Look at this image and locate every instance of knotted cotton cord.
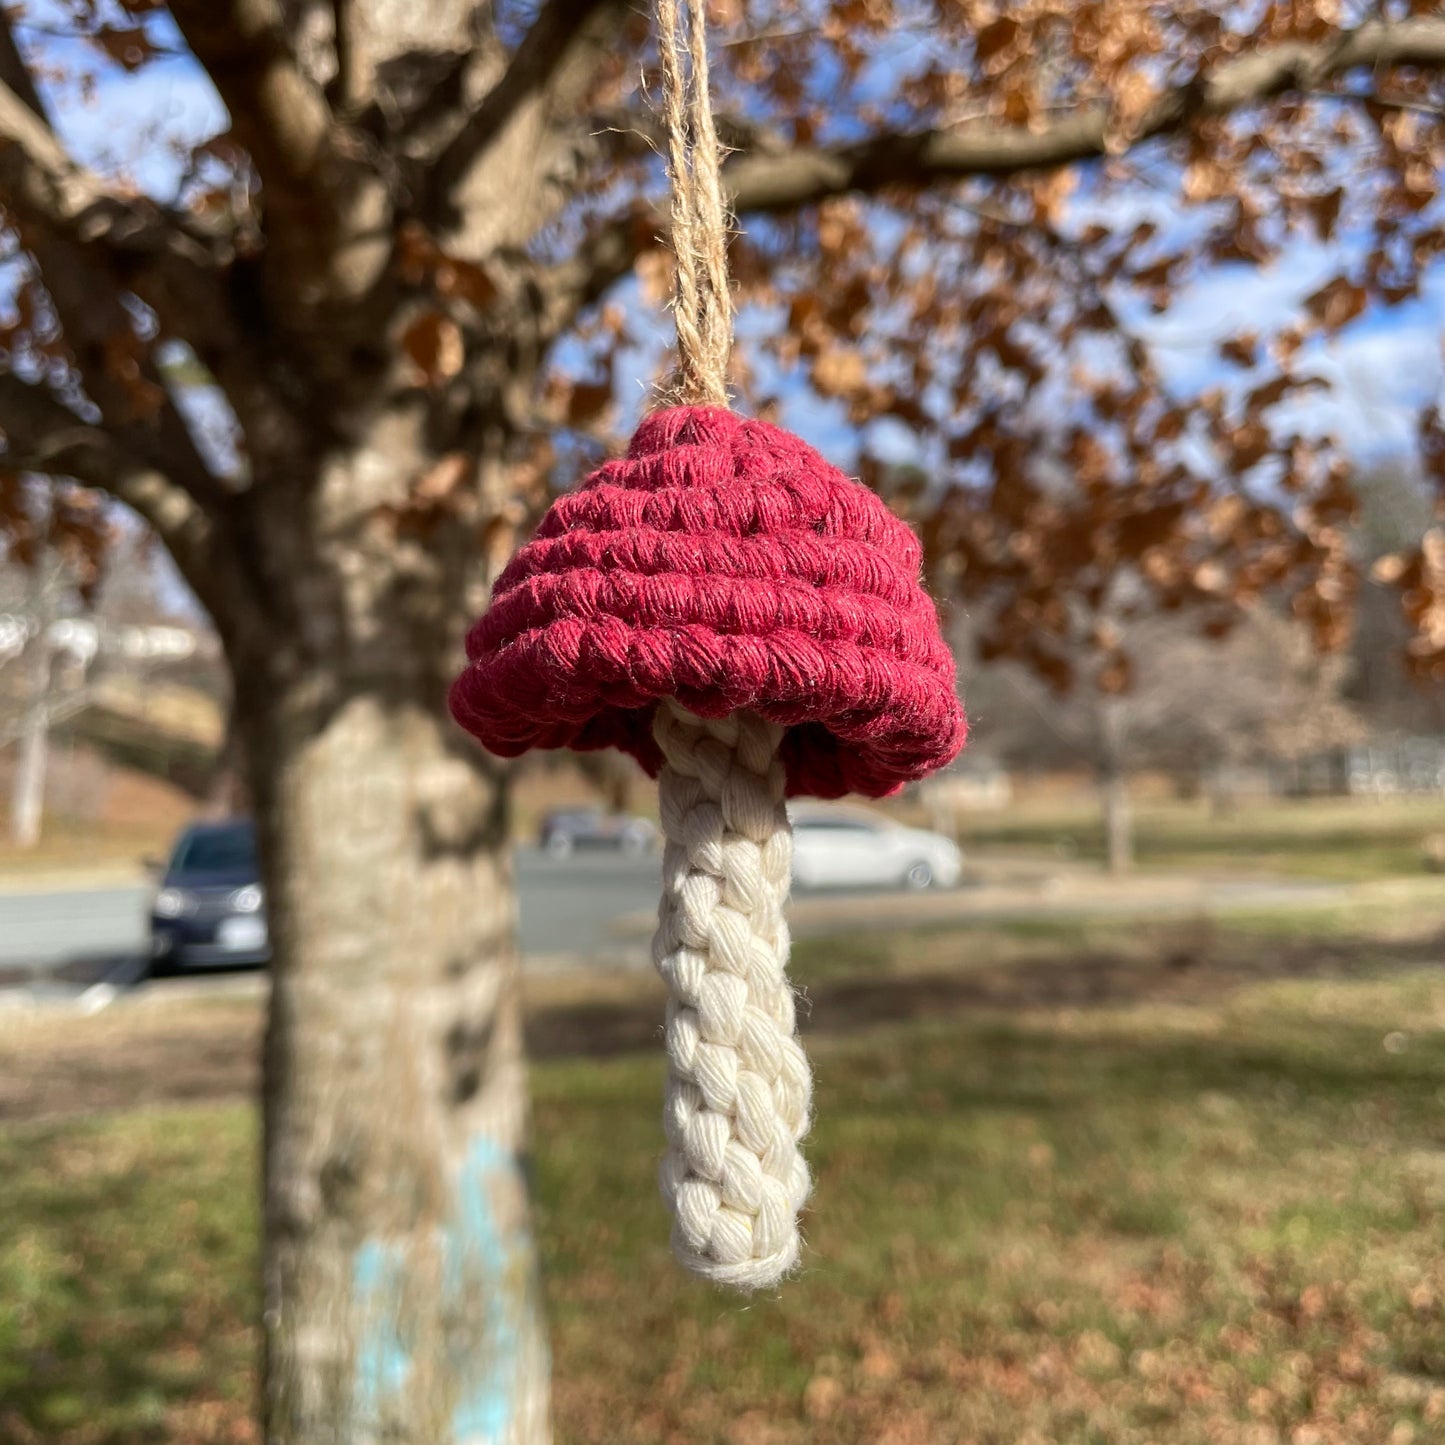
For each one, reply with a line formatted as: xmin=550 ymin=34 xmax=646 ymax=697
xmin=652 ymin=704 xmax=811 ymax=1287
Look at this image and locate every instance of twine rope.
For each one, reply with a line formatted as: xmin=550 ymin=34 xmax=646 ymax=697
xmin=652 ymin=702 xmax=811 ymax=1287
xmin=657 ymin=0 xmax=733 ymax=406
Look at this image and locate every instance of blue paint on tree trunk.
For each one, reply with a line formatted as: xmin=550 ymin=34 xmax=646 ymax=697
xmin=352 ymin=1137 xmax=536 ymax=1442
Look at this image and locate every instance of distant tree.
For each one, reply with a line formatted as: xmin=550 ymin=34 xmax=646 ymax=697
xmin=0 ymin=481 xmax=108 ymax=845
xmin=972 ymin=603 xmax=1361 ymax=868
xmin=1351 ymin=466 xmax=1445 ymax=731
xmin=2 ymin=3 xmax=1444 ymax=1438
xmin=0 ymin=507 xmax=215 ymax=841
xmin=3 ymin=535 xmax=64 ymax=846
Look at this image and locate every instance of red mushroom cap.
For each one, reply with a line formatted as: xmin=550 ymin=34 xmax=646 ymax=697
xmin=449 ymin=406 xmax=966 ymax=798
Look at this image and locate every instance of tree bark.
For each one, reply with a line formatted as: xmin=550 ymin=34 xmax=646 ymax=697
xmin=10 ymin=627 xmax=52 ymax=848
xmin=1098 ymin=699 xmax=1133 ymax=876
xmin=1101 ymin=766 xmax=1133 ymax=876
xmin=230 ymin=421 xmax=550 ymax=1443
xmin=10 ymin=558 xmax=55 ymax=850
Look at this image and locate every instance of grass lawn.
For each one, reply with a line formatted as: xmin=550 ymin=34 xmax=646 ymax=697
xmin=955 ymin=795 xmax=1444 ymax=882
xmin=4 ymin=958 xmax=1445 ymax=1443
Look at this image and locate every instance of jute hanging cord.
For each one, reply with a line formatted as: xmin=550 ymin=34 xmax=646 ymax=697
xmin=450 ymin=0 xmax=967 ymax=1291
xmin=656 ymin=0 xmax=731 ymax=408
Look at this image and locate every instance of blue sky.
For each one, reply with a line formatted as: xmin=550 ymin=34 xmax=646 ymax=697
xmin=13 ymin=8 xmax=1444 ymax=479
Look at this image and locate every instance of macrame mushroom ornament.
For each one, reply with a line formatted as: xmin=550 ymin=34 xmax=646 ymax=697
xmin=449 ymin=0 xmax=965 ymax=1290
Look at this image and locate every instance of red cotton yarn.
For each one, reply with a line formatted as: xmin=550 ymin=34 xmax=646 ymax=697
xmin=449 ymin=405 xmax=966 ymax=798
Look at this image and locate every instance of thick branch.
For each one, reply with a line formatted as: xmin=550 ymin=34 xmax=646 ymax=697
xmin=0 ymin=373 xmax=218 ymax=583
xmin=331 ymin=0 xmax=363 ymax=114
xmin=433 ymin=0 xmax=618 ymax=199
xmin=542 ymin=14 xmax=1445 ymax=332
xmin=724 ymin=15 xmax=1445 ymax=213
xmin=0 ymin=78 xmax=226 ymax=267
xmin=430 ymin=0 xmax=628 ymax=253
xmin=167 ymin=0 xmax=391 ymax=316
xmin=167 ymin=0 xmax=336 ymax=199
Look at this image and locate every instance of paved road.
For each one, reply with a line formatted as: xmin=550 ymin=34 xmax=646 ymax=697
xmin=0 ymin=850 xmax=1349 ymax=999
xmin=0 ymin=847 xmax=663 ymax=975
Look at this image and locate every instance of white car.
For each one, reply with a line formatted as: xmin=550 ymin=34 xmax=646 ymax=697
xmin=788 ymin=805 xmax=963 ymax=891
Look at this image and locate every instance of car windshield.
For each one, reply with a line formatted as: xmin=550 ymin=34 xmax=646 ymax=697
xmin=173 ymin=824 xmax=258 ymax=874
xmin=792 ymin=811 xmax=883 ymax=832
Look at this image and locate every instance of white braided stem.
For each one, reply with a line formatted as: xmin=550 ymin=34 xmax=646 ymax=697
xmin=651 ymin=701 xmax=812 ymax=1289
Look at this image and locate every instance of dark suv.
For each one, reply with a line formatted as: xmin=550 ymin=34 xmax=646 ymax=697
xmin=149 ymin=819 xmax=269 ymax=972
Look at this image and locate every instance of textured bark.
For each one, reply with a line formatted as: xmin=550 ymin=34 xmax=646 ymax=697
xmin=226 ymin=418 xmax=550 ymax=1444
xmin=243 ymin=688 xmax=547 ymax=1444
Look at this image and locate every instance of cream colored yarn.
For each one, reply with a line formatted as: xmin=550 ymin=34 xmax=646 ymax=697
xmin=651 ymin=702 xmax=812 ymax=1288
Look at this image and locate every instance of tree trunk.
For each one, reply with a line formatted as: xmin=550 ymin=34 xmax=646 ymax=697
xmin=206 ymin=703 xmax=249 ymax=816
xmin=1101 ymin=767 xmax=1133 ymax=875
xmin=1097 ymin=697 xmax=1133 ymax=875
xmin=10 ymin=616 xmax=53 ymax=849
xmin=236 ymin=629 xmax=550 ymax=1444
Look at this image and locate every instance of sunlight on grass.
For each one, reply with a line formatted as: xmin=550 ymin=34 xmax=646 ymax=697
xmin=958 ymin=794 xmax=1444 ymax=881
xmin=5 ymin=965 xmax=1444 ymax=1443
xmin=535 ymin=975 xmax=1445 ymax=1442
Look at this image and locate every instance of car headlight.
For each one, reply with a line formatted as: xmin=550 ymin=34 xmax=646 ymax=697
xmin=153 ymin=887 xmax=194 ymax=918
xmin=230 ymin=884 xmax=264 ymax=914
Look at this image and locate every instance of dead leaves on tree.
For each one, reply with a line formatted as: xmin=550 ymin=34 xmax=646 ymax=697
xmin=5 ymin=0 xmax=1445 ymax=701
xmin=645 ymin=0 xmax=1445 ymax=697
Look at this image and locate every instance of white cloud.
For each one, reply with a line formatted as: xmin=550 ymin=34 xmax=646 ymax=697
xmin=1130 ymin=244 xmax=1444 ymax=458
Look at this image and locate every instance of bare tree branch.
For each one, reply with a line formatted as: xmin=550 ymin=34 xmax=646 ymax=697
xmin=433 ymin=0 xmax=616 ymax=193
xmin=541 ymin=208 xmax=652 ymax=337
xmin=723 ymin=15 xmax=1445 ymax=213
xmin=0 ymin=17 xmax=248 ymax=376
xmin=0 ymin=78 xmax=228 ymax=266
xmin=331 ymin=0 xmax=363 ymax=114
xmin=168 ymin=0 xmax=336 ymax=201
xmin=167 ymin=0 xmax=391 ymax=313
xmin=0 ymin=373 xmax=222 ymax=592
xmin=0 ymin=19 xmax=238 ymax=515
xmin=0 ymin=13 xmax=310 ymax=530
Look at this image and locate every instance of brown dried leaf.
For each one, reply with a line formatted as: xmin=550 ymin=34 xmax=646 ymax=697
xmin=975 ymin=16 xmax=1020 ymax=69
xmin=1303 ymin=276 xmax=1368 ymax=333
xmin=1107 ymin=70 xmax=1159 ymax=153
xmin=435 ymin=258 xmax=498 ymax=313
xmin=93 ymin=25 xmax=161 ymax=71
xmin=567 ymin=378 xmax=613 ymax=426
xmin=1306 ymin=187 xmax=1345 ymax=241
xmin=812 ymin=346 xmax=867 ymax=398
xmin=402 ymin=313 xmax=464 ymax=388
xmin=1371 ymin=553 xmax=1409 ymax=585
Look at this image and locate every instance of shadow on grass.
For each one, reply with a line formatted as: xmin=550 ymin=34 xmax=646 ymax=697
xmin=0 ymin=1111 xmax=258 ymax=1444
xmin=527 ymin=925 xmax=1445 ymax=1062
xmin=9 ymin=921 xmax=1441 ymax=1129
xmin=6 ymin=947 xmax=1445 ymax=1443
